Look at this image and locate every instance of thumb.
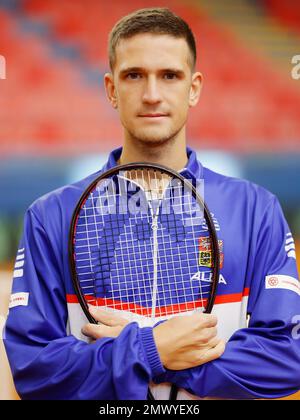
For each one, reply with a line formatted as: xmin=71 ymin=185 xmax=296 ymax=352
xmin=88 ymin=305 xmax=129 ymax=327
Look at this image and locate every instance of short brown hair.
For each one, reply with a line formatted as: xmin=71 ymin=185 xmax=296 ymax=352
xmin=108 ymin=7 xmax=197 ymax=71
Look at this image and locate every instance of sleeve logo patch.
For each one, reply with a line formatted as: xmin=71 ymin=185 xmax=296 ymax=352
xmin=267 ymin=276 xmax=279 ymax=287
xmin=9 ymin=292 xmax=29 ymax=308
xmin=285 ymin=233 xmax=296 ymax=259
xmin=266 ymin=275 xmax=300 ymax=296
xmin=13 ymin=248 xmax=25 ymax=278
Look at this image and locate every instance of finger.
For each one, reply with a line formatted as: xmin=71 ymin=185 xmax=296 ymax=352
xmin=198 ymin=326 xmax=218 ymax=343
xmin=82 ymin=323 xmax=105 ymax=339
xmin=204 ymin=335 xmax=220 ymax=349
xmin=88 ymin=306 xmax=128 ymax=327
xmin=82 ymin=323 xmax=123 ymax=339
xmin=198 ymin=313 xmax=218 ymax=328
xmin=184 ymin=313 xmax=217 ymax=329
xmin=200 ymin=339 xmax=226 ymax=363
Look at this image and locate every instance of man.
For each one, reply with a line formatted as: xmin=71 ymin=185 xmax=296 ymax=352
xmin=4 ymin=8 xmax=300 ymax=400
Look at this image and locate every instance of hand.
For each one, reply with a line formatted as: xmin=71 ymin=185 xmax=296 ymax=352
xmin=81 ymin=306 xmax=129 ymax=340
xmin=82 ymin=307 xmax=225 ymax=370
xmin=153 ymin=313 xmax=225 ymax=370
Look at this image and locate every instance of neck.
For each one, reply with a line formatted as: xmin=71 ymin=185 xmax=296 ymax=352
xmin=118 ymin=130 xmax=188 ymax=171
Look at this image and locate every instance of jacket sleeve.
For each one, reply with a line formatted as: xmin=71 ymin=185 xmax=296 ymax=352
xmin=154 ymin=196 xmax=300 ymax=399
xmin=4 ymin=208 xmax=164 ymax=400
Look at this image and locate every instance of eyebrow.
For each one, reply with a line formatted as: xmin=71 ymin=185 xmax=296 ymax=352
xmin=119 ymin=67 xmax=185 ymax=77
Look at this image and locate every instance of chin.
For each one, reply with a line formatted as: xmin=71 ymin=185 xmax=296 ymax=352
xmin=133 ymin=130 xmax=176 ymax=146
xmin=140 ymin=136 xmax=169 ymax=144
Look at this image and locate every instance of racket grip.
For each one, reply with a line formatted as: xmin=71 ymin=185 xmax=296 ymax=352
xmin=147 ymin=388 xmax=155 ymax=400
xmin=169 ymin=384 xmax=178 ymax=400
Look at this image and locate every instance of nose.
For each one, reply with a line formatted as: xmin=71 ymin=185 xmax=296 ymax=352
xmin=142 ymin=76 xmax=162 ymax=104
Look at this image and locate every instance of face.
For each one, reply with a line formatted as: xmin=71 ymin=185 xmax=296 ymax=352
xmin=105 ymin=33 xmax=202 ymax=146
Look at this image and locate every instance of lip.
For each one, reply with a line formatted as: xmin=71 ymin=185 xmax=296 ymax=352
xmin=138 ymin=114 xmax=169 ymax=118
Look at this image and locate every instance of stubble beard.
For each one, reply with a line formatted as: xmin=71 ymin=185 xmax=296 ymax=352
xmin=127 ymin=124 xmax=184 ymax=150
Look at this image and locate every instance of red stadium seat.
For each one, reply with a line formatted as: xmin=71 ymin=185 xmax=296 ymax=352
xmin=1 ymin=1 xmax=300 ymax=155
xmin=263 ymin=0 xmax=300 ymax=36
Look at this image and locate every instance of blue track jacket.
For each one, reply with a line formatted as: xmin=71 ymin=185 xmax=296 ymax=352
xmin=4 ymin=147 xmax=300 ymax=399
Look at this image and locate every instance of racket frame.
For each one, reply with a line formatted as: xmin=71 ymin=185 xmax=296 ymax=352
xmin=69 ymin=162 xmax=220 ymax=323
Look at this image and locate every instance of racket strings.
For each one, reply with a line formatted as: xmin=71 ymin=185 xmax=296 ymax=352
xmin=74 ymin=169 xmax=213 ymax=319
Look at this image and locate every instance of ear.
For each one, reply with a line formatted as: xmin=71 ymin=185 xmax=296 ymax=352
xmin=189 ymin=71 xmax=203 ymax=108
xmin=104 ymin=72 xmax=118 ymax=109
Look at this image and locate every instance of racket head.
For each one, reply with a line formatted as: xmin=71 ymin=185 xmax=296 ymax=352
xmin=69 ymin=162 xmax=220 ymax=325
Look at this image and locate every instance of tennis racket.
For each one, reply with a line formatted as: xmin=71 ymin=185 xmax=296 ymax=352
xmin=69 ymin=162 xmax=220 ymax=400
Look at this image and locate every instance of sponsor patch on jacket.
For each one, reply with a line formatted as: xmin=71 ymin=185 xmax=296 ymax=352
xmin=265 ymin=275 xmax=300 ymax=296
xmin=199 ymin=237 xmax=224 ymax=268
xmin=9 ymin=292 xmax=29 ymax=308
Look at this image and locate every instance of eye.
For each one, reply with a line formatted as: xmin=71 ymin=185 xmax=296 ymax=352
xmin=126 ymin=72 xmax=142 ymax=80
xmin=164 ymin=72 xmax=177 ymax=80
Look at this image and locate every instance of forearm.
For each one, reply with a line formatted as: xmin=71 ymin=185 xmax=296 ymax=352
xmin=5 ymin=323 xmax=164 ymax=400
xmin=155 ymin=327 xmax=300 ymax=399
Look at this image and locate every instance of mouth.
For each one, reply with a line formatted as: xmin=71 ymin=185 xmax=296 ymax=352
xmin=138 ymin=113 xmax=169 ymax=118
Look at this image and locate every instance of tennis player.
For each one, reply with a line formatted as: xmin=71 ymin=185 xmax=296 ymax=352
xmin=4 ymin=8 xmax=300 ymax=400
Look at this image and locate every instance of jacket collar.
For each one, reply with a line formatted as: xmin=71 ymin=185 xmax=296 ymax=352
xmin=102 ymin=146 xmax=203 ymax=181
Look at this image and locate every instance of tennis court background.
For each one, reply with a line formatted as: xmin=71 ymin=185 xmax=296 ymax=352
xmin=0 ymin=0 xmax=300 ymax=400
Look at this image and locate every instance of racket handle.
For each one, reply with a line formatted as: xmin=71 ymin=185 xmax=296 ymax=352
xmin=169 ymin=384 xmax=178 ymax=400
xmin=147 ymin=388 xmax=155 ymax=400
xmin=147 ymin=384 xmax=178 ymax=400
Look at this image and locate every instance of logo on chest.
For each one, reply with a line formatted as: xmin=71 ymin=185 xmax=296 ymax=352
xmin=198 ymin=236 xmax=224 ymax=269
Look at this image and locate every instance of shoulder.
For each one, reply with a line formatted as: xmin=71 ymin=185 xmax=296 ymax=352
xmin=202 ymin=166 xmax=283 ymax=232
xmin=203 ymin=166 xmax=277 ymax=207
xmin=27 ymin=170 xmax=101 ymax=225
